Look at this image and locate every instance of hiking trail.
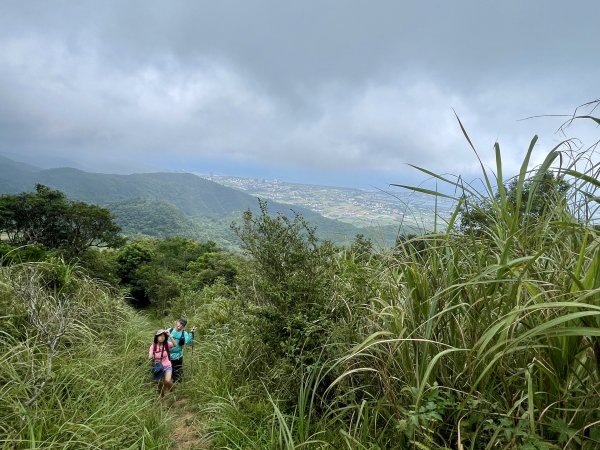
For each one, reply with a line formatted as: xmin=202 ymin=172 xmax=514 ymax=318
xmin=168 ymin=396 xmax=211 ymax=450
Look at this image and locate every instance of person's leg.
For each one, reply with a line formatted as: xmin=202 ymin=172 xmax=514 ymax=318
xmin=161 ymin=368 xmax=173 ymax=396
xmin=171 ymin=358 xmax=183 ymax=383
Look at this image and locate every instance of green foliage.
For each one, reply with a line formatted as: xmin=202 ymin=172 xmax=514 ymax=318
xmin=325 ymin=110 xmax=600 ymax=448
xmin=233 ymin=199 xmax=334 ymax=316
xmin=395 ymin=233 xmax=429 ymax=261
xmin=179 ymin=103 xmax=600 ymax=449
xmin=0 ymin=184 xmax=123 ymax=256
xmin=0 ymin=260 xmax=172 ymax=448
xmin=233 ymin=201 xmax=338 ymax=379
xmin=116 ymin=236 xmax=238 ymax=313
xmin=459 ymin=171 xmax=570 ymax=236
xmin=109 ymin=197 xmax=205 ymax=239
xmin=186 ymin=249 xmax=238 ymax=288
xmin=0 ymin=242 xmax=48 ymax=265
xmin=116 ymin=239 xmax=156 ymax=305
xmin=75 ymin=247 xmax=120 ymax=285
xmin=349 ymin=233 xmax=374 ymax=263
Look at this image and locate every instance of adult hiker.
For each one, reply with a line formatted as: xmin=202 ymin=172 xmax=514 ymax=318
xmin=168 ymin=318 xmax=196 ymax=383
xmin=149 ymin=329 xmax=176 ymax=396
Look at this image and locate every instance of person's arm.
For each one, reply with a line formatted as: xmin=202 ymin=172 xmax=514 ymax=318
xmin=185 ymin=327 xmax=196 ymax=344
xmin=149 ymin=344 xmax=154 ymax=360
xmin=166 ymin=331 xmax=176 ymax=348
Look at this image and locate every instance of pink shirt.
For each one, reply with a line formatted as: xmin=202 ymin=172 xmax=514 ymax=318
xmin=149 ymin=341 xmax=174 ymax=369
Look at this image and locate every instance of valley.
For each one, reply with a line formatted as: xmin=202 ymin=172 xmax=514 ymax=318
xmin=209 ymin=175 xmax=454 ymax=230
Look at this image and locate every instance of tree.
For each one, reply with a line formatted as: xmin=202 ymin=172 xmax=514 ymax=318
xmin=154 ymin=237 xmax=209 ymax=272
xmin=115 ymin=237 xmax=236 ymax=309
xmin=116 ymin=240 xmax=156 ymax=305
xmin=349 ymin=233 xmax=373 ymax=263
xmin=186 ymin=250 xmax=238 ymax=287
xmin=232 ymin=199 xmax=335 ymax=317
xmin=64 ymin=202 xmax=123 ymax=253
xmin=0 ymin=185 xmax=122 ymax=255
xmin=395 ymin=233 xmax=429 ymax=261
xmin=232 ymin=200 xmax=337 ymax=374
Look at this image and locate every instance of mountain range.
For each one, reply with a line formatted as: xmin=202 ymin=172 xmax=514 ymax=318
xmin=0 ymin=155 xmax=403 ymax=248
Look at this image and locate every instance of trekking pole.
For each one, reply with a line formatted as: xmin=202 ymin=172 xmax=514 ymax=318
xmin=191 ymin=331 xmax=194 ymax=378
xmin=190 ymin=326 xmax=196 ymax=379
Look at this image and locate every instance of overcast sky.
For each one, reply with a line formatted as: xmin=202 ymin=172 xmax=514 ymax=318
xmin=0 ymin=1 xmax=598 ymax=189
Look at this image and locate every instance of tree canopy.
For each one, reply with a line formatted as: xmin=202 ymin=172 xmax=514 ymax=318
xmin=0 ymin=184 xmax=123 ymax=255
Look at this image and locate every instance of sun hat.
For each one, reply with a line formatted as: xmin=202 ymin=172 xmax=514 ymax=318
xmin=155 ymin=329 xmax=167 ymax=336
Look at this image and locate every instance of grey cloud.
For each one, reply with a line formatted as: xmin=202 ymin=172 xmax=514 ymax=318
xmin=5 ymin=1 xmax=597 ymax=85
xmin=0 ymin=1 xmax=598 ymax=186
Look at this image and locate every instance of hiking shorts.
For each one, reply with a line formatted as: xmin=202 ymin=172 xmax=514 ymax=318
xmin=153 ymin=366 xmax=172 ymax=382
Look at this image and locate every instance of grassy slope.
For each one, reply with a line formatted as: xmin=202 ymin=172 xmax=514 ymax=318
xmin=0 ymin=262 xmax=176 ymax=449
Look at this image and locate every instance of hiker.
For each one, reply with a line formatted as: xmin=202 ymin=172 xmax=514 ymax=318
xmin=167 ymin=318 xmax=196 ymax=383
xmin=149 ymin=329 xmax=176 ymax=396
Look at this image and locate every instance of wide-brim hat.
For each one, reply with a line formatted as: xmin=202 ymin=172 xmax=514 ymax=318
xmin=155 ymin=329 xmax=167 ymax=336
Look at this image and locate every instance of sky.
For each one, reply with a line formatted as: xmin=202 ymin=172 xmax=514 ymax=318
xmin=0 ymin=1 xmax=598 ymax=190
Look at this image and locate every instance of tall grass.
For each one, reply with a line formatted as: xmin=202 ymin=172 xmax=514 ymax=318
xmin=0 ymin=261 xmax=173 ymax=449
xmin=321 ymin=113 xmax=600 ymax=448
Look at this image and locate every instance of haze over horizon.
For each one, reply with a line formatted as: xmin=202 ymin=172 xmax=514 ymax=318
xmin=1 ymin=1 xmax=598 ymax=189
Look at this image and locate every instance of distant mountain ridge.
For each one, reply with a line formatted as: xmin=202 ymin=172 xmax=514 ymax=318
xmin=0 ymin=155 xmax=399 ymax=247
xmin=32 ymin=168 xmax=260 ymax=217
xmin=0 ymin=154 xmax=44 ymax=191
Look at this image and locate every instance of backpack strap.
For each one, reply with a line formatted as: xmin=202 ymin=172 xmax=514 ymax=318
xmin=169 ymin=328 xmax=186 ymax=347
xmin=152 ymin=343 xmax=171 ymax=362
xmin=152 ymin=343 xmax=163 ymax=362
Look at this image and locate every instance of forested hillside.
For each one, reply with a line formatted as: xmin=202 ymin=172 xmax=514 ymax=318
xmin=107 ymin=198 xmax=204 ymax=238
xmin=0 ymin=156 xmax=400 ymax=247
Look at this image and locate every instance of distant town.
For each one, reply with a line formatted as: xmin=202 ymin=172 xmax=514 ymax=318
xmin=204 ymin=175 xmax=455 ymax=230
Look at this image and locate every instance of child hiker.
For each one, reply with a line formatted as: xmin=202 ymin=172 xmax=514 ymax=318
xmin=149 ymin=329 xmax=176 ymax=396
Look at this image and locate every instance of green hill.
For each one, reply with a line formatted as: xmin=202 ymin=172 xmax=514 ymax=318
xmin=0 ymin=156 xmax=398 ymax=247
xmin=0 ymin=154 xmax=42 ymax=192
xmin=34 ymin=168 xmax=257 ymax=217
xmin=108 ymin=198 xmax=203 ymax=238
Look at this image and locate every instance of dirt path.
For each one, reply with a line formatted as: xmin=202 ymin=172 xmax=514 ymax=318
xmin=168 ymin=396 xmax=211 ymax=450
xmin=148 ymin=318 xmax=210 ymax=448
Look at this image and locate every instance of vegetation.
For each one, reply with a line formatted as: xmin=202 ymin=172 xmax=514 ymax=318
xmin=0 ymin=159 xmax=403 ymax=248
xmin=172 ymin=105 xmax=600 ymax=448
xmin=459 ymin=171 xmax=570 ymax=236
xmin=0 ymin=260 xmax=172 ymax=449
xmin=0 ymin=184 xmax=122 ymax=256
xmin=108 ymin=198 xmax=205 ymax=240
xmin=1 ymin=102 xmax=599 ymax=449
xmin=116 ymin=236 xmax=238 ymax=313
